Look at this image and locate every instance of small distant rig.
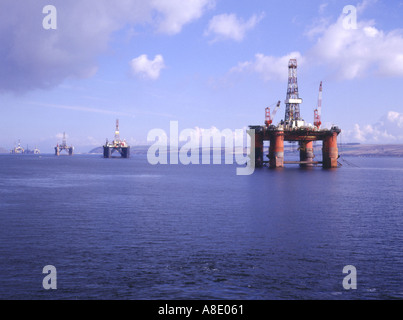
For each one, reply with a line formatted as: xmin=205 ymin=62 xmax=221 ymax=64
xmin=249 ymin=59 xmax=341 ymax=169
xmin=10 ymin=140 xmax=40 ymax=154
xmin=55 ymin=132 xmax=74 ymax=156
xmin=103 ymin=119 xmax=130 ymax=158
xmin=10 ymin=140 xmax=24 ymax=154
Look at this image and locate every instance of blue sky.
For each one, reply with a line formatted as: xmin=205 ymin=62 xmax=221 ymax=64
xmin=1 ymin=0 xmax=403 ymax=153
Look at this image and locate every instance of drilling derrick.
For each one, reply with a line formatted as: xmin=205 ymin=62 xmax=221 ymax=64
xmin=114 ymin=119 xmax=120 ymax=142
xmin=284 ymin=59 xmax=303 ymax=128
xmin=249 ymin=58 xmax=341 ymax=169
xmin=103 ymin=119 xmax=130 ymax=158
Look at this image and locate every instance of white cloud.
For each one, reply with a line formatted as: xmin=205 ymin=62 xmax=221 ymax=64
xmin=0 ymin=0 xmax=214 ymax=92
xmin=152 ymin=0 xmax=215 ymax=34
xmin=205 ymin=12 xmax=264 ymax=42
xmin=387 ymin=111 xmax=403 ymax=128
xmin=230 ymin=52 xmax=304 ymax=81
xmin=304 ymin=17 xmax=332 ymax=39
xmin=130 ymin=54 xmax=165 ymax=80
xmin=28 ymin=101 xmax=135 ymax=117
xmin=306 ymin=5 xmax=403 ymax=79
xmin=346 ymin=111 xmax=403 ymax=143
xmin=231 ymin=1 xmax=403 ymax=82
xmin=357 ymin=0 xmax=378 ymax=13
xmin=319 ymin=3 xmax=328 ymax=14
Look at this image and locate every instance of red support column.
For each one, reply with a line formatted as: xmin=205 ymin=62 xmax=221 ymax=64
xmin=322 ymin=132 xmax=339 ymax=168
xmin=299 ymin=141 xmax=314 ymax=167
xmin=254 ymin=131 xmax=264 ymax=168
xmin=269 ymin=131 xmax=284 ymax=168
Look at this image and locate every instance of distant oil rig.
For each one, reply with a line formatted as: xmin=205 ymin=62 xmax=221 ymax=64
xmin=103 ymin=119 xmax=130 ymax=158
xmin=10 ymin=140 xmax=40 ymax=154
xmin=249 ymin=59 xmax=341 ymax=169
xmin=55 ymin=132 xmax=74 ymax=156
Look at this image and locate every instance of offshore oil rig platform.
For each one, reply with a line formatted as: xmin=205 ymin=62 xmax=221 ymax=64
xmin=55 ymin=132 xmax=74 ymax=156
xmin=10 ymin=140 xmax=24 ymax=154
xmin=103 ymin=119 xmax=130 ymax=158
xmin=10 ymin=140 xmax=40 ymax=154
xmin=249 ymin=59 xmax=341 ymax=169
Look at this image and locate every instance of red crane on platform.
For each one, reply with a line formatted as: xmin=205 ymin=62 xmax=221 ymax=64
xmin=314 ymin=81 xmax=323 ymax=128
xmin=265 ymin=101 xmax=281 ymax=126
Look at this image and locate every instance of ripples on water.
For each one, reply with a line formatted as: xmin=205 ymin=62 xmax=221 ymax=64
xmin=0 ymin=154 xmax=402 ymax=300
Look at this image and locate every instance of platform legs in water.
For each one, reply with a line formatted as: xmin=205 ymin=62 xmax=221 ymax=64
xmin=103 ymin=146 xmax=130 ymax=158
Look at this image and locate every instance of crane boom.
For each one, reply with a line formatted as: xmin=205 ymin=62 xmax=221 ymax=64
xmin=265 ymin=107 xmax=271 ymax=126
xmin=272 ymin=100 xmax=281 ymax=119
xmin=265 ymin=101 xmax=281 ymax=126
xmin=314 ymin=81 xmax=323 ymax=128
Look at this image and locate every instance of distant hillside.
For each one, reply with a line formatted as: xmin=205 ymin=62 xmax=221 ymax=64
xmin=0 ymin=147 xmax=8 ymax=154
xmin=88 ymin=147 xmax=103 ymax=154
xmin=340 ymin=144 xmax=403 ymax=157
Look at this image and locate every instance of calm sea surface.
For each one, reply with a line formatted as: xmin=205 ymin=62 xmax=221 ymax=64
xmin=0 ymin=153 xmax=402 ymax=300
